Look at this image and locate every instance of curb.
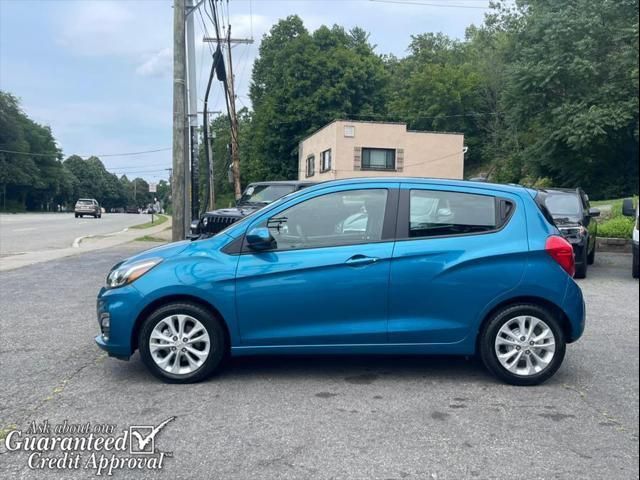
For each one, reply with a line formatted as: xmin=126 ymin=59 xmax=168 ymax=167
xmin=597 ymin=237 xmax=632 ymax=253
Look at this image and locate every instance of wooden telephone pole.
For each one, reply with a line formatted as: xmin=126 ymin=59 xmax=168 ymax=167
xmin=203 ymin=21 xmax=253 ymax=203
xmin=226 ymin=27 xmax=242 ymax=201
xmin=172 ymin=0 xmax=187 ymax=241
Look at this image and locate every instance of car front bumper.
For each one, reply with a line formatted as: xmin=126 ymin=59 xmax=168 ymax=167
xmin=95 ymin=284 xmax=145 ymax=360
xmin=561 ymin=234 xmax=587 ymax=264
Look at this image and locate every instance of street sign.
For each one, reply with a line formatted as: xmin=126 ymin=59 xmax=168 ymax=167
xmin=149 ymin=182 xmax=157 ymax=193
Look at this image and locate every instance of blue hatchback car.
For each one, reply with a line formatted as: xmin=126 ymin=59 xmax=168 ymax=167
xmin=96 ymin=178 xmax=585 ymax=385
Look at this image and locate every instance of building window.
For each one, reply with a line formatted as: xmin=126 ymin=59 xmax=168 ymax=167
xmin=306 ymin=155 xmax=315 ymax=177
xmin=361 ymin=148 xmax=396 ymax=170
xmin=344 ymin=125 xmax=355 ymax=137
xmin=320 ymin=149 xmax=332 ymax=173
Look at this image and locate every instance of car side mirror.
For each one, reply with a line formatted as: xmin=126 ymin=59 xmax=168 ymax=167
xmin=588 ymin=207 xmax=600 ymax=218
xmin=622 ymin=198 xmax=635 ymax=217
xmin=246 ymin=227 xmax=275 ymax=250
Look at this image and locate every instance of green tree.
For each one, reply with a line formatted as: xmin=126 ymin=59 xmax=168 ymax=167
xmin=248 ymin=16 xmax=389 ymax=180
xmin=494 ymin=0 xmax=639 ymax=196
xmin=0 ymin=91 xmax=67 ymax=211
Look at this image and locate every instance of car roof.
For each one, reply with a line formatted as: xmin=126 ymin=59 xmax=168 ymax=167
xmin=247 ymin=180 xmax=316 ymax=187
xmin=537 ymin=187 xmax=581 ymax=195
xmin=301 ymin=177 xmax=533 ymax=196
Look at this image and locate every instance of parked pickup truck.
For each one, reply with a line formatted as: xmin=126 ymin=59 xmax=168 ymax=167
xmin=191 ymin=181 xmax=316 ymax=237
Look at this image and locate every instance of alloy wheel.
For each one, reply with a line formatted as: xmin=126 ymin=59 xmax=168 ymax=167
xmin=494 ymin=315 xmax=556 ymax=376
xmin=149 ymin=314 xmax=211 ymax=375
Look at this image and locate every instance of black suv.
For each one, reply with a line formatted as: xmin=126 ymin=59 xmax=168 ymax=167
xmin=191 ymin=180 xmax=316 ymax=237
xmin=540 ymin=188 xmax=600 ymax=278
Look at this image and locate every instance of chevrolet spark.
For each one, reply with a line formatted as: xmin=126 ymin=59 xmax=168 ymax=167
xmin=96 ymin=178 xmax=585 ymax=386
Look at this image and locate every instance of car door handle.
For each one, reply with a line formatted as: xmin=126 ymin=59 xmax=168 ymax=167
xmin=345 ymin=254 xmax=379 ymax=266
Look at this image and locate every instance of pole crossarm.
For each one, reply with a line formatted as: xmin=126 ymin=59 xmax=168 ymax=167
xmin=203 ymin=37 xmax=254 ymax=44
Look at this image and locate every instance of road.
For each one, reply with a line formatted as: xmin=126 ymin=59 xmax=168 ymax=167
xmin=0 ymin=213 xmax=154 ymax=255
xmin=0 ymin=245 xmax=637 ymax=479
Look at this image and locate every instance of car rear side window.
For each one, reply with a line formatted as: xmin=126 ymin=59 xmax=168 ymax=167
xmin=408 ymin=190 xmax=498 ymax=238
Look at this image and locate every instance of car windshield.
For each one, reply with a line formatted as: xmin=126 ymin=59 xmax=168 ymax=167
xmin=239 ymin=185 xmax=296 ymax=205
xmin=545 ymin=193 xmax=581 ymax=217
xmin=210 ymin=187 xmax=309 ymax=239
xmin=77 ymin=200 xmax=93 ymax=205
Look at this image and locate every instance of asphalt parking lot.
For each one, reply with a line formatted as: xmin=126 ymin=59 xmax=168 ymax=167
xmin=0 ymin=243 xmax=638 ymax=479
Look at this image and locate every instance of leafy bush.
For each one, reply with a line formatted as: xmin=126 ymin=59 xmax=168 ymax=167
xmin=598 ymin=217 xmax=635 ymax=239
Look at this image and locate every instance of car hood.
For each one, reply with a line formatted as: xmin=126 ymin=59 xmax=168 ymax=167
xmin=203 ymin=205 xmax=261 ymax=219
xmin=551 ymin=215 xmax=581 ymax=227
xmin=120 ymin=240 xmax=192 ymax=266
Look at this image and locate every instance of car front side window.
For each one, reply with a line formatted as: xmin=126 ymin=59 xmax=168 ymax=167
xmin=265 ymin=189 xmax=388 ymax=251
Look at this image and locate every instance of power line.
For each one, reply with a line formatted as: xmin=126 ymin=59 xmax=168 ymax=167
xmin=370 ymin=0 xmax=490 ymax=8
xmin=106 ymin=165 xmax=171 ymax=172
xmin=0 ymin=147 xmax=171 ymax=158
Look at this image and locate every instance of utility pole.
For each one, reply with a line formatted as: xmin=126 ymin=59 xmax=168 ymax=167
xmin=226 ymin=26 xmax=242 ymax=201
xmin=172 ymin=0 xmax=187 ymax=241
xmin=203 ymin=35 xmax=253 ymax=202
xmin=208 ymin=129 xmax=216 ymax=210
xmin=186 ymin=0 xmax=199 ymax=221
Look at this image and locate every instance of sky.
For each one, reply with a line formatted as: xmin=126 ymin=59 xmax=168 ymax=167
xmin=0 ymin=0 xmax=491 ymax=182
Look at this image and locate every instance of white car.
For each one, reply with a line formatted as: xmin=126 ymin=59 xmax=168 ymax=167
xmin=622 ymin=198 xmax=639 ymax=278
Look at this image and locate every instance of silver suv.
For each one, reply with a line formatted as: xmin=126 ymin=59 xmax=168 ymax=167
xmin=75 ymin=198 xmax=101 ymax=218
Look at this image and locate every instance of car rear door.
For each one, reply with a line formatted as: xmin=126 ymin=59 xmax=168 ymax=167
xmin=388 ymin=183 xmax=527 ymax=344
xmin=235 ymin=184 xmax=399 ymax=346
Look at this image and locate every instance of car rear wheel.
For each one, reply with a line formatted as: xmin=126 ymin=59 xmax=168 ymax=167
xmin=587 ymin=245 xmax=595 ymax=265
xmin=139 ymin=302 xmax=226 ymax=383
xmin=480 ymin=304 xmax=566 ymax=386
xmin=633 ymin=249 xmax=639 ymax=278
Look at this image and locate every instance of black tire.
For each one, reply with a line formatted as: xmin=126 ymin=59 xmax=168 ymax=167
xmin=139 ymin=302 xmax=226 ymax=383
xmin=587 ymin=245 xmax=595 ymax=265
xmin=75 ymin=214 xmax=79 ymax=218
xmin=574 ymin=249 xmax=588 ymax=279
xmin=479 ymin=304 xmax=566 ymax=386
xmin=633 ymin=250 xmax=639 ymax=279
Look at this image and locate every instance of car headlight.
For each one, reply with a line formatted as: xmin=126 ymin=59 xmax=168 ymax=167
xmin=106 ymin=257 xmax=162 ymax=289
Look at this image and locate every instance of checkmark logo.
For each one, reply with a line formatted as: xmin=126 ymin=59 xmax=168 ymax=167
xmin=129 ymin=416 xmax=176 ymax=455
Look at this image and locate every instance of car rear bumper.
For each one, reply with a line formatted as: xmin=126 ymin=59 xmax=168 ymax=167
xmin=562 ymin=277 xmax=586 ymax=343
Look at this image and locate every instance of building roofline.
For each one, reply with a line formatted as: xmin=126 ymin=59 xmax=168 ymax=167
xmin=299 ymin=118 xmax=464 ymax=143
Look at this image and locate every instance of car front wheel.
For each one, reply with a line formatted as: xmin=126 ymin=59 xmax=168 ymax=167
xmin=480 ymin=304 xmax=566 ymax=386
xmin=139 ymin=302 xmax=226 ymax=383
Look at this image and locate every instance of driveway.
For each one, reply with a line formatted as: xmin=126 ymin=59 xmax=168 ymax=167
xmin=0 ymin=245 xmax=637 ymax=479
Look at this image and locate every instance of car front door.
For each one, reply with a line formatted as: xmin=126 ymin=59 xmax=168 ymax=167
xmin=388 ymin=184 xmax=527 ymax=345
xmin=235 ymin=184 xmax=398 ymax=346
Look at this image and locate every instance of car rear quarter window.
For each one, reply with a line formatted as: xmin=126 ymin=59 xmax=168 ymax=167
xmin=408 ymin=190 xmax=499 ymax=238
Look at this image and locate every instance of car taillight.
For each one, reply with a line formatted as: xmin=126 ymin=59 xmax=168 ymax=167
xmin=545 ymin=235 xmax=575 ymax=277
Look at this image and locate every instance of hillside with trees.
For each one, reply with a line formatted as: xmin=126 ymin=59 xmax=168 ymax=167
xmin=0 ymin=92 xmax=169 ymax=211
xmin=2 ymin=0 xmax=638 ymax=211
xmin=210 ymin=0 xmax=638 ymax=205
